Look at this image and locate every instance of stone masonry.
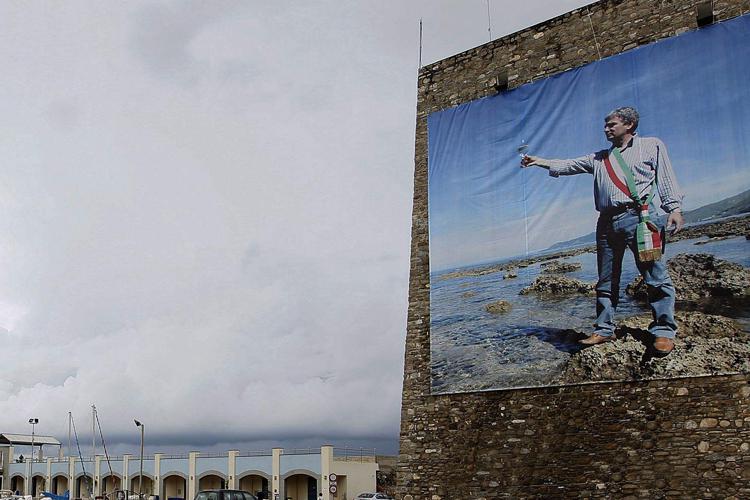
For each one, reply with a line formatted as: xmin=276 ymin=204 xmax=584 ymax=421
xmin=398 ymin=1 xmax=750 ymax=498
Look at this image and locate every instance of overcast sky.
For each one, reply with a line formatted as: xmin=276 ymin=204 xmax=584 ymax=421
xmin=0 ymin=0 xmax=592 ymax=456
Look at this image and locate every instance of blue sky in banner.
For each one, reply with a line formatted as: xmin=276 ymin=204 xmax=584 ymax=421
xmin=428 ymin=15 xmax=750 ymax=272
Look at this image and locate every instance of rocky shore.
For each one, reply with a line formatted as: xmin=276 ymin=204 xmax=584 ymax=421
xmin=553 ymin=311 xmax=750 ymax=385
xmin=515 ymin=240 xmax=748 ymax=385
xmin=432 ymin=214 xmax=749 ymax=392
xmin=548 ymin=249 xmax=750 ymax=384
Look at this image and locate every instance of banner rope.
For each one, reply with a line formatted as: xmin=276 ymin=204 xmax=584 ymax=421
xmin=586 ymin=7 xmax=603 ymax=60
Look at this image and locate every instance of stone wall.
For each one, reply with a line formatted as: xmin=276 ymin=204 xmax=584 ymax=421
xmin=398 ymin=1 xmax=750 ymax=498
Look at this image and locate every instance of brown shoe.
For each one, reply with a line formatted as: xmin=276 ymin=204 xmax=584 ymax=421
xmin=653 ymin=337 xmax=675 ymax=356
xmin=579 ymin=333 xmax=616 ymax=345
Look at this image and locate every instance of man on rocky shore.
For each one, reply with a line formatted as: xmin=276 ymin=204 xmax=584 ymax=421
xmin=520 ymin=106 xmax=684 ymax=355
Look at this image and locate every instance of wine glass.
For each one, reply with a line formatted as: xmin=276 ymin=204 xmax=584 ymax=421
xmin=517 ymin=141 xmax=530 ymax=158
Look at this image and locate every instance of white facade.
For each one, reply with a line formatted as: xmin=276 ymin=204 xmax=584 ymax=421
xmin=1 ymin=445 xmax=379 ymax=500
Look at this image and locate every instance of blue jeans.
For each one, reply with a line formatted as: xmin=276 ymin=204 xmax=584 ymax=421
xmin=594 ymin=209 xmax=677 ymax=339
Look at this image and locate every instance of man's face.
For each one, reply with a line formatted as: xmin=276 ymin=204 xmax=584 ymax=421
xmin=604 ymin=115 xmax=633 ymax=143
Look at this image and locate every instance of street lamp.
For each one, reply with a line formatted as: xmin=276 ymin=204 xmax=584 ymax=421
xmin=29 ymin=418 xmax=39 ymax=498
xmin=134 ymin=420 xmax=144 ymax=499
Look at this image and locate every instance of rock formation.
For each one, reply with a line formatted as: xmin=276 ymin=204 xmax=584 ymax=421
xmin=520 ymin=275 xmax=594 ymax=296
xmin=626 ymin=253 xmax=750 ymax=301
xmin=485 ymin=300 xmax=512 ymax=314
xmin=540 ymin=260 xmax=582 ymax=274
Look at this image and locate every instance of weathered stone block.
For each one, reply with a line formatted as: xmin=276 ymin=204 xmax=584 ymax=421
xmin=701 ymin=418 xmax=719 ymax=428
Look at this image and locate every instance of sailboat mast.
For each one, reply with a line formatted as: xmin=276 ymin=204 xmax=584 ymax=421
xmin=92 ymin=404 xmax=97 ymax=458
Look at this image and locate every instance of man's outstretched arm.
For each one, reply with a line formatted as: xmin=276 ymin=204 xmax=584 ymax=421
xmin=520 ymin=155 xmax=551 ymax=169
xmin=520 ymin=154 xmax=594 ymax=176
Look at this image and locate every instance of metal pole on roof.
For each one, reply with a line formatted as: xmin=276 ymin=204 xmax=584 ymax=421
xmin=418 ymin=18 xmax=423 ymax=69
xmin=486 ymin=0 xmax=492 ymax=41
xmin=134 ymin=420 xmax=144 ymax=498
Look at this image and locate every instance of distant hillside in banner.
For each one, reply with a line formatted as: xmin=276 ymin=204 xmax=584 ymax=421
xmin=544 ymin=231 xmax=596 ymax=252
xmin=682 ymin=188 xmax=750 ymax=223
xmin=544 ymin=188 xmax=750 ymax=252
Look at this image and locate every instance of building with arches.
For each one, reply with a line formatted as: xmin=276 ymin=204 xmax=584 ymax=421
xmin=2 ymin=441 xmax=378 ymax=500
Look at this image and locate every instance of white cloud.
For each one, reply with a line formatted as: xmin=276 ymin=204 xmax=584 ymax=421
xmin=0 ymin=0 xmax=593 ymax=454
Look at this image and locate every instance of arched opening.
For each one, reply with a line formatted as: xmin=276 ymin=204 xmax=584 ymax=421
xmin=238 ymin=474 xmax=269 ymax=499
xmin=161 ymin=474 xmax=187 ymax=500
xmin=130 ymin=474 xmax=154 ymax=496
xmin=76 ymin=474 xmax=94 ymax=499
xmin=52 ymin=474 xmax=69 ymax=495
xmin=100 ymin=474 xmax=122 ymax=495
xmin=31 ymin=473 xmax=46 ymax=497
xmin=197 ymin=473 xmax=225 ymax=491
xmin=10 ymin=475 xmax=25 ymax=494
xmin=283 ymin=474 xmax=317 ymax=500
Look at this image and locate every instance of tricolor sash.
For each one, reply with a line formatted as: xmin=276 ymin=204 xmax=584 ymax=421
xmin=603 ymin=148 xmax=663 ymax=262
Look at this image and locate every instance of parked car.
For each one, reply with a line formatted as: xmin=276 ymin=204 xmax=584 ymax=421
xmin=354 ymin=494 xmax=394 ymax=500
xmin=194 ymin=490 xmax=257 ymax=500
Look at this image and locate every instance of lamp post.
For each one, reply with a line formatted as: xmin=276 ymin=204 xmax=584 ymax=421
xmin=134 ymin=420 xmax=144 ymax=499
xmin=29 ymin=418 xmax=39 ymax=498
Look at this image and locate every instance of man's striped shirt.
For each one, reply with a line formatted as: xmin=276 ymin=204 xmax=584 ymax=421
xmin=547 ymin=135 xmax=684 ymax=214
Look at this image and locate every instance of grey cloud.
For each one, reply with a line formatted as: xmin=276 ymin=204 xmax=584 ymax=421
xmin=44 ymin=99 xmax=82 ymax=130
xmin=129 ymin=0 xmax=240 ymax=82
xmin=217 ymin=60 xmax=261 ymax=83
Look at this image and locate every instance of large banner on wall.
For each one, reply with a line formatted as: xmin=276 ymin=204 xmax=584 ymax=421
xmin=428 ymin=15 xmax=750 ymax=394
